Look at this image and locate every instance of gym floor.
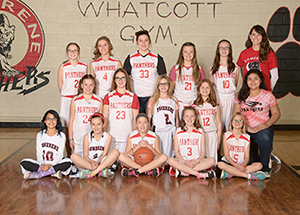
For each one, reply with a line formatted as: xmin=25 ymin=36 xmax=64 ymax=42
xmin=0 ymin=128 xmax=299 ymax=214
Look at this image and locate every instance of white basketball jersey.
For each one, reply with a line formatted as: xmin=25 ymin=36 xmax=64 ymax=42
xmin=222 ymin=132 xmax=250 ymax=164
xmin=37 ymin=130 xmax=65 ymax=165
xmin=129 ymin=51 xmax=159 ymax=97
xmin=129 ymin=130 xmax=156 ymax=149
xmin=73 ymin=94 xmax=102 ymax=146
xmin=192 ymin=103 xmax=218 ymax=133
xmin=91 ymin=56 xmax=119 ymax=99
xmin=106 ymin=90 xmax=137 ymax=142
xmin=152 ymin=98 xmax=176 ymax=132
xmin=213 ymin=65 xmax=237 ymax=95
xmin=176 ymin=128 xmax=203 ymax=160
xmin=88 ymin=132 xmax=108 ymax=161
xmin=173 ymin=65 xmax=202 ymax=104
xmin=61 ymin=61 xmax=87 ymax=96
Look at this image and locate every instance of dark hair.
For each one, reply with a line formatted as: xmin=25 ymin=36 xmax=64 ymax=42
xmin=90 ymin=112 xmax=105 ymax=140
xmin=176 ymin=42 xmax=201 ymax=85
xmin=237 ymin=69 xmax=268 ymax=102
xmin=92 ymin=36 xmax=114 ymax=60
xmin=194 ymin=79 xmax=218 ymax=107
xmin=41 ymin=109 xmax=63 ymax=135
xmin=245 ymin=25 xmax=273 ymax=62
xmin=63 ymin=42 xmax=80 ymax=64
xmin=180 ymin=106 xmax=201 ymax=130
xmin=111 ymin=68 xmax=132 ymax=92
xmin=211 ymin=39 xmax=235 ymax=75
xmin=77 ymin=74 xmax=97 ymax=95
xmin=135 ymin=30 xmax=151 ymax=42
xmin=136 ymin=113 xmax=149 ymax=122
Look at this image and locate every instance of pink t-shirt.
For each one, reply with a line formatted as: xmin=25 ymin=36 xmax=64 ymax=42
xmin=237 ymin=47 xmax=278 ymax=91
xmin=234 ymin=89 xmax=277 ymax=128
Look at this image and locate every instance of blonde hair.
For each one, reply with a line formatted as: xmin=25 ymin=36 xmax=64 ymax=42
xmin=150 ymin=75 xmax=175 ymax=114
xmin=228 ymin=112 xmax=246 ymax=133
xmin=194 ymin=79 xmax=218 ymax=107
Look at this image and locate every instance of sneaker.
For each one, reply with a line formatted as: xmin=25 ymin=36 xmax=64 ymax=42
xmin=97 ymin=169 xmax=108 ymax=178
xmin=121 ymin=168 xmax=139 ymax=178
xmin=197 ymin=170 xmax=216 ymax=179
xmin=147 ymin=168 xmax=159 ymax=177
xmin=80 ymin=170 xmax=94 ymax=179
xmin=249 ymin=171 xmax=266 ymax=181
xmin=69 ymin=171 xmax=81 ymax=179
xmin=24 ymin=171 xmax=40 ymax=180
xmin=220 ymin=170 xmax=233 ymax=179
xmin=175 ymin=169 xmax=189 ymax=178
xmin=169 ymin=166 xmax=176 ymax=176
xmin=264 ymin=171 xmax=271 ymax=178
xmin=271 ymin=153 xmax=281 ymax=164
xmin=53 ymin=170 xmax=62 ymax=179
xmin=108 ymin=161 xmax=117 ymax=176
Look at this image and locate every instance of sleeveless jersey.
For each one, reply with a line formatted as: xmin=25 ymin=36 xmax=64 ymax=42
xmin=88 ymin=132 xmax=108 ymax=161
xmin=128 ymin=51 xmax=159 ymax=97
xmin=221 ymin=132 xmax=250 ymax=164
xmin=61 ymin=61 xmax=87 ymax=96
xmin=91 ymin=56 xmax=119 ymax=99
xmin=104 ymin=90 xmax=139 ymax=142
xmin=73 ymin=94 xmax=102 ymax=146
xmin=176 ymin=128 xmax=203 ymax=160
xmin=151 ymin=98 xmax=177 ymax=132
xmin=36 ymin=130 xmax=65 ymax=165
xmin=129 ymin=130 xmax=156 ymax=149
xmin=192 ymin=102 xmax=218 ymax=133
xmin=173 ymin=65 xmax=203 ymax=104
xmin=213 ymin=65 xmax=237 ymax=95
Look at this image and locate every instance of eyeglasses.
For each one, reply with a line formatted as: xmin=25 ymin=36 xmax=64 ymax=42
xmin=218 ymin=47 xmax=230 ymax=51
xmin=233 ymin=119 xmax=244 ymax=123
xmin=159 ymin=83 xmax=169 ymax=87
xmin=46 ymin=118 xmax=57 ymax=121
xmin=67 ymin=49 xmax=78 ymax=53
xmin=115 ymin=77 xmax=126 ymax=81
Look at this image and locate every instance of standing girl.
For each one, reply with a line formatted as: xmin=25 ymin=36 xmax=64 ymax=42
xmin=217 ymin=112 xmax=266 ymax=180
xmin=209 ymin=39 xmax=239 ymax=131
xmin=123 ymin=30 xmax=167 ymax=113
xmin=90 ymin=36 xmax=122 ymax=99
xmin=103 ymin=68 xmax=139 ymax=153
xmin=71 ymin=112 xmax=120 ymax=179
xmin=237 ymin=25 xmax=278 ymax=91
xmin=233 ymin=69 xmax=280 ymax=177
xmin=20 ymin=110 xmax=72 ymax=179
xmin=147 ymin=75 xmax=179 ymax=159
xmin=169 ymin=42 xmax=205 ymax=118
xmin=69 ymin=74 xmax=103 ymax=156
xmin=191 ymin=79 xmax=222 ymax=164
xmin=168 ymin=107 xmax=215 ymax=179
xmin=118 ymin=114 xmax=168 ymax=177
xmin=57 ymin=42 xmax=87 ymax=155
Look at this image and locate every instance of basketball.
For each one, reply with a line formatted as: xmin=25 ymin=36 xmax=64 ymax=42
xmin=134 ymin=147 xmax=154 ymax=166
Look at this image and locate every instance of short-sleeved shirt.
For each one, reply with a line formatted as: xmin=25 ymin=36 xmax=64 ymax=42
xmin=176 ymin=127 xmax=203 ymax=160
xmin=237 ymin=47 xmax=278 ymax=91
xmin=91 ymin=56 xmax=119 ymax=99
xmin=221 ymin=131 xmax=250 ymax=164
xmin=234 ymin=89 xmax=277 ymax=128
xmin=103 ymin=89 xmax=139 ymax=142
xmin=123 ymin=51 xmax=167 ymax=97
xmin=169 ymin=64 xmax=205 ymax=104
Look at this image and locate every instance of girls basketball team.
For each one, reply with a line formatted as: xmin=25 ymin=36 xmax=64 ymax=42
xmin=20 ymin=25 xmax=281 ymax=181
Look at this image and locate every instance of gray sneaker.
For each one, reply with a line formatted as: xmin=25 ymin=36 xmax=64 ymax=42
xmin=24 ymin=172 xmax=40 ymax=180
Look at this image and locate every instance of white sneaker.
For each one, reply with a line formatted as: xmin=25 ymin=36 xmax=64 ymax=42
xmin=53 ymin=170 xmax=62 ymax=179
xmin=69 ymin=171 xmax=80 ymax=179
xmin=271 ymin=153 xmax=281 ymax=164
xmin=264 ymin=171 xmax=271 ymax=178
